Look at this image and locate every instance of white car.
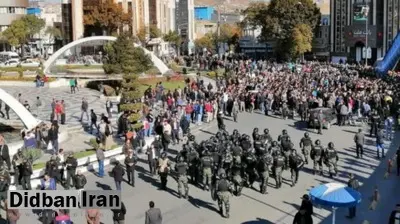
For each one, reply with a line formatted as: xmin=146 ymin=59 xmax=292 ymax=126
xmin=19 ymin=59 xmax=40 ymax=67
xmin=1 ymin=59 xmax=19 ymax=67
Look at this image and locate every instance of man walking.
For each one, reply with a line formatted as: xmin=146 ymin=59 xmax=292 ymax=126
xmin=96 ymin=144 xmax=105 ymax=178
xmin=80 ymin=98 xmax=89 ymax=122
xmin=347 ymin=173 xmax=359 ymax=219
xmin=145 ymin=201 xmax=162 ymax=224
xmin=354 ymin=129 xmax=365 ymax=158
xmin=47 ymin=123 xmax=59 ymax=155
xmin=112 ymin=161 xmax=125 ymax=191
xmin=124 ymin=149 xmax=137 ymax=187
xmin=35 ymin=96 xmax=42 ymax=118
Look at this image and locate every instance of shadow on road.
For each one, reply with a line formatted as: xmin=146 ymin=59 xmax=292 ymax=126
xmin=188 ymin=196 xmax=219 ymax=213
xmin=200 ymin=129 xmax=216 ymax=136
xmin=241 ymin=217 xmax=274 ymax=224
xmin=95 ymin=181 xmax=112 ymax=190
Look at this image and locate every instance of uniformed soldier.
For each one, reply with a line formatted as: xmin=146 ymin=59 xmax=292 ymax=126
xmin=231 ymin=153 xmax=243 ymax=196
xmin=299 ymin=132 xmax=313 ymax=164
xmin=270 ymin=141 xmax=281 ymax=158
xmin=216 ymin=173 xmax=233 ymax=218
xmin=273 ymin=151 xmax=285 ymax=189
xmin=310 ymin=140 xmax=324 ymax=175
xmin=200 ymin=150 xmax=214 ymax=191
xmin=252 ymin=128 xmax=259 ymax=141
xmin=65 ymin=153 xmax=78 ymax=189
xmin=243 ymin=149 xmax=258 ymax=188
xmin=262 ymin=128 xmax=273 ymax=146
xmin=253 ymin=133 xmax=264 ymax=156
xmin=157 ymin=152 xmax=171 ymax=190
xmin=175 ymin=156 xmax=189 ymax=199
xmin=221 ymin=148 xmax=233 ymax=178
xmin=0 ymin=165 xmax=10 ymax=187
xmin=232 ymin=142 xmax=242 ymax=164
xmin=258 ymin=149 xmax=273 ymax=194
xmin=278 ymin=129 xmax=290 ymax=145
xmin=0 ymin=175 xmax=9 ymax=204
xmin=11 ymin=149 xmax=24 ymax=186
xmin=281 ymin=136 xmax=294 ymax=169
xmin=231 ymin=129 xmax=240 ymax=141
xmin=240 ymin=135 xmax=252 ymax=152
xmin=324 ymin=142 xmax=339 ymax=178
xmin=20 ymin=158 xmax=32 ymax=190
xmin=187 ymin=146 xmax=200 ymax=184
xmin=289 ymin=149 xmax=303 ymax=187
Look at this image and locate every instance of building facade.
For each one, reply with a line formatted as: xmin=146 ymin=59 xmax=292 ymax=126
xmin=194 ymin=6 xmax=214 ymax=20
xmin=311 ymin=15 xmax=330 ymax=59
xmin=176 ymin=0 xmax=195 ymax=54
xmin=330 ymin=0 xmax=400 ymax=64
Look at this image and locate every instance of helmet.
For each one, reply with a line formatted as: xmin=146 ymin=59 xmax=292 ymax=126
xmin=220 ymin=172 xmax=227 ymax=179
xmin=178 ymin=156 xmax=185 ymax=162
xmin=233 ymin=129 xmax=239 ymax=135
xmin=328 ymin=142 xmax=334 ymax=148
xmin=161 ymin=152 xmax=167 ymax=158
xmin=263 ymin=128 xmax=269 ymax=134
xmin=253 ymin=128 xmax=259 ymax=133
xmin=282 ymin=129 xmax=287 ymax=135
xmin=304 ymin=132 xmax=309 ymax=138
xmin=254 ymin=133 xmax=260 ymax=140
xmin=50 ymin=155 xmax=57 ymax=161
xmin=315 ymin=140 xmax=321 ymax=145
xmin=272 ymin=141 xmax=278 ymax=146
xmin=188 ymin=135 xmax=195 ymax=141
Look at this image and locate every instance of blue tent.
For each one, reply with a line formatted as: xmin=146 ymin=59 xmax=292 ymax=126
xmin=309 ymin=183 xmax=361 ymax=224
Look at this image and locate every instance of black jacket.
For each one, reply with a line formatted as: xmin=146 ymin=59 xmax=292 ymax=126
xmin=112 ymin=164 xmax=125 ymax=181
xmin=293 ymin=210 xmax=313 ymax=224
xmin=75 ymin=174 xmax=87 ymax=189
xmin=21 ymin=162 xmax=33 ymax=176
xmin=112 ymin=202 xmax=126 ymax=221
xmin=0 ymin=144 xmax=11 ymax=169
xmin=45 ymin=160 xmax=59 ymax=178
xmin=65 ymin=157 xmax=78 ymax=171
xmin=299 ymin=199 xmax=313 ymax=216
xmin=48 ymin=128 xmax=58 ymax=140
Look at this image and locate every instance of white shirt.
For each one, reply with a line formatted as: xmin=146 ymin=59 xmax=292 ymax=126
xmin=223 ymin=93 xmax=228 ymax=102
xmin=163 ymin=123 xmax=171 ymax=135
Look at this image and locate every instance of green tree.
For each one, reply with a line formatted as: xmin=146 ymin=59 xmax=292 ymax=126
xmin=103 ymin=33 xmax=153 ymax=127
xmin=149 ymin=25 xmax=161 ymax=39
xmin=163 ymin=30 xmax=181 ymax=55
xmin=290 ymin=24 xmax=313 ymax=58
xmin=21 ymin=15 xmax=45 ymax=39
xmin=44 ymin=26 xmax=62 ymax=58
xmin=241 ymin=2 xmax=269 ymax=28
xmin=243 ymin=0 xmax=320 ymax=59
xmin=194 ymin=33 xmax=215 ymax=52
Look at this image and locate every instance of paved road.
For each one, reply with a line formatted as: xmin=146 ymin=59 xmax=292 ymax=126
xmin=12 ymin=111 xmax=398 ymax=224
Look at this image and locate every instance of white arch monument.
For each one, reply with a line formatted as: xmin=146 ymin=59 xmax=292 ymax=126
xmin=0 ymin=88 xmax=41 ymax=131
xmin=43 ymin=36 xmax=170 ymax=75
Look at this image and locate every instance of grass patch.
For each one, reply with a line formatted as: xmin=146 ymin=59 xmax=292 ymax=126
xmin=0 ymin=67 xmax=40 ymax=72
xmin=56 ymin=64 xmax=104 ymax=70
xmin=0 ymin=76 xmax=56 ymax=82
xmin=33 ymin=162 xmax=46 ymax=170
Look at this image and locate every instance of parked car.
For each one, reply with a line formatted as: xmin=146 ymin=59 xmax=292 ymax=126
xmin=308 ymin=108 xmax=336 ymax=129
xmin=19 ymin=59 xmax=40 ymax=67
xmin=1 ymin=59 xmax=20 ymax=67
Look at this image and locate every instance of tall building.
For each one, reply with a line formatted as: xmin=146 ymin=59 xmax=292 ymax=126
xmin=175 ymin=0 xmax=195 ymax=54
xmin=330 ymin=0 xmax=400 ymax=64
xmin=0 ymin=0 xmax=29 ymax=51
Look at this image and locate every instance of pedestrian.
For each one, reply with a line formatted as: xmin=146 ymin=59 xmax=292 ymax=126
xmin=385 ymin=116 xmax=394 ymax=140
xmin=47 ymin=123 xmax=59 ymax=155
xmin=112 ymin=161 xmax=125 ymax=191
xmin=40 ymin=173 xmax=56 ymax=190
xmin=146 ymin=144 xmax=159 ymax=176
xmin=80 ymin=97 xmax=89 ymax=122
xmin=299 ymin=194 xmax=313 ymax=217
xmin=4 ymin=103 xmax=9 ymax=120
xmin=293 ymin=209 xmax=313 ymax=224
xmin=106 ymin=98 xmax=112 ymax=118
xmin=86 ymin=208 xmax=101 ymax=224
xmin=90 ymin=109 xmax=98 ymax=134
xmin=0 ymin=135 xmax=11 ymax=170
xmin=145 ymin=201 xmax=162 ymax=224
xmin=376 ymin=129 xmax=385 ymax=159
xmin=74 ymin=170 xmax=87 ymax=192
xmin=112 ymin=201 xmax=126 ymax=224
xmin=354 ymin=129 xmax=365 ymax=158
xmin=6 ymin=201 xmax=20 ymax=224
xmin=35 ymin=96 xmax=42 ymax=117
xmin=69 ymin=79 xmax=75 ymax=94
xmin=347 ymin=173 xmax=360 ymax=219
xmin=124 ymin=149 xmax=137 ymax=187
xmin=64 ymin=153 xmax=77 ymax=189
xmin=54 ymin=209 xmax=72 ymax=223
xmin=0 ymin=100 xmax=4 ymax=118
xmin=96 ymin=144 xmax=105 ymax=178
xmin=20 ymin=159 xmax=32 ymax=190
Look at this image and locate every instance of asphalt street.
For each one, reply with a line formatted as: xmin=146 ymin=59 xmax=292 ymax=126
xmin=13 ymin=111 xmax=400 ymax=224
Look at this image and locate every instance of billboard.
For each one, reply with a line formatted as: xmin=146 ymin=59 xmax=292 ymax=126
xmin=354 ymin=5 xmax=369 ymax=21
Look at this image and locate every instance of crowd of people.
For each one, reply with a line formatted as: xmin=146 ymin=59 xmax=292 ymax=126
xmin=1 ymin=54 xmax=400 ymax=223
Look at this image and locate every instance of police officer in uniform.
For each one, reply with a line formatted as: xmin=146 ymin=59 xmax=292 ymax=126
xmin=258 ymin=149 xmax=273 ymax=194
xmin=252 ymin=128 xmax=259 ymax=141
xmin=65 ymin=153 xmax=78 ymax=189
xmin=253 ymin=133 xmax=264 ymax=156
xmin=0 ymin=174 xmax=9 ymax=204
xmin=262 ymin=128 xmax=273 ymax=146
xmin=231 ymin=153 xmax=243 ymax=196
xmin=278 ymin=129 xmax=290 ymax=145
xmin=310 ymin=140 xmax=324 ymax=175
xmin=12 ymin=149 xmax=24 ymax=186
xmin=325 ymin=142 xmax=339 ymax=178
xmin=270 ymin=141 xmax=281 ymax=157
xmin=289 ymin=149 xmax=303 ymax=187
xmin=243 ymin=148 xmax=258 ymax=188
xmin=299 ymin=132 xmax=313 ymax=164
xmin=281 ymin=136 xmax=294 ymax=169
xmin=187 ymin=145 xmax=199 ymax=184
xmin=232 ymin=141 xmax=242 ymax=164
xmin=175 ymin=156 xmax=189 ymax=199
xmin=240 ymin=135 xmax=252 ymax=152
xmin=20 ymin=158 xmax=32 ymax=190
xmin=200 ymin=150 xmax=214 ymax=191
xmin=221 ymin=147 xmax=233 ymax=178
xmin=157 ymin=152 xmax=171 ymax=190
xmin=216 ymin=173 xmax=232 ymax=218
xmin=273 ymin=151 xmax=285 ymax=188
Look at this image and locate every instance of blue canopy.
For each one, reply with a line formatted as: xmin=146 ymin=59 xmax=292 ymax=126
xmin=309 ymin=183 xmax=361 ymax=208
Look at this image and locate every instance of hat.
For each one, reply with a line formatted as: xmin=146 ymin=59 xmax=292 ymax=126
xmin=301 ymin=194 xmax=309 ymax=200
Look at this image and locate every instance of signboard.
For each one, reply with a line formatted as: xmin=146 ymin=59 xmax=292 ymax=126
xmin=362 ymin=47 xmax=372 ymax=59
xmin=354 ymin=5 xmax=369 ymax=21
xmin=344 ymin=25 xmax=380 ymax=48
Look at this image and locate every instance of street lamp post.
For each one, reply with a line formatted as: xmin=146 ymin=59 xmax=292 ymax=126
xmin=364 ymin=5 xmax=370 ymax=66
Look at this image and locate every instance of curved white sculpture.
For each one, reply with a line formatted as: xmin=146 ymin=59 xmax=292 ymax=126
xmin=43 ymin=36 xmax=170 ymax=75
xmin=0 ymin=88 xmax=41 ymax=130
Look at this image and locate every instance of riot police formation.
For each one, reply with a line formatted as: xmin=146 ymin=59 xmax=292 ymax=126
xmin=157 ymin=128 xmax=341 ymax=219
